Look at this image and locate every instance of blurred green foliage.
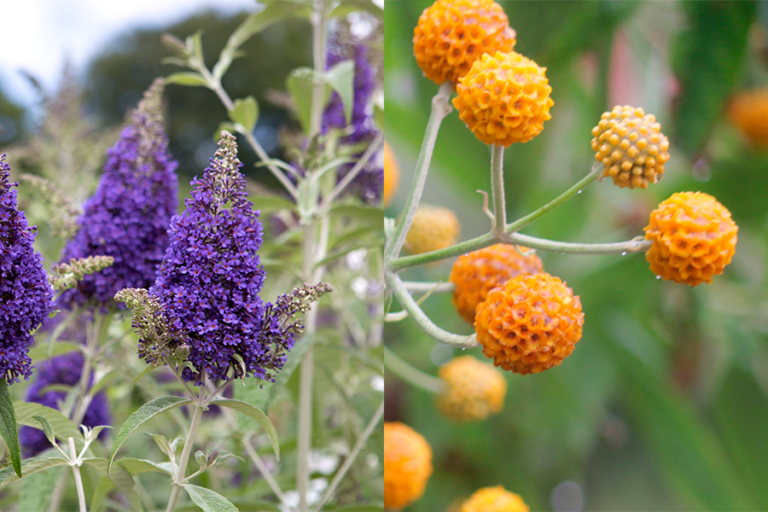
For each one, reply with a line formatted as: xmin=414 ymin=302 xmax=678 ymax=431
xmin=385 ymin=1 xmax=768 ymax=511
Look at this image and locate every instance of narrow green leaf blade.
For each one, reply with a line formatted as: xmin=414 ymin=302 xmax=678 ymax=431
xmin=228 ymin=96 xmax=259 ymax=134
xmin=0 ymin=382 xmax=21 ymax=477
xmin=208 ymin=398 xmax=280 ymax=461
xmin=32 ymin=415 xmax=57 ymax=448
xmin=108 ymin=396 xmax=193 ymax=474
xmin=286 ymin=67 xmax=318 ymax=135
xmin=165 ymin=72 xmax=210 ymax=88
xmin=183 ymin=483 xmax=239 ymax=512
xmin=28 ymin=341 xmax=81 ymax=362
xmin=83 ymin=457 xmax=143 ymax=511
xmin=0 ymin=456 xmax=68 ymax=491
xmin=323 ymin=60 xmax=355 ymax=124
xmin=14 ymin=401 xmax=84 ymax=451
xmin=117 ymin=457 xmax=173 ymax=476
xmin=19 ymin=466 xmax=62 ymax=512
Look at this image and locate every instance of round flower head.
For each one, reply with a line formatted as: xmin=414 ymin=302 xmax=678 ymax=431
xmin=148 ymin=132 xmax=293 ymax=383
xmin=728 ymin=89 xmax=768 ymax=146
xmin=19 ymin=351 xmax=110 ymax=456
xmin=461 ymin=486 xmax=529 ymax=512
xmin=323 ymin=38 xmax=382 ymax=204
xmin=0 ymin=154 xmax=54 ymax=383
xmin=453 ymin=51 xmax=554 ymax=147
xmin=383 ymin=141 xmax=399 ymax=207
xmin=413 ymin=0 xmax=517 ymax=85
xmin=644 ymin=192 xmax=738 ymax=286
xmin=59 ymin=78 xmax=178 ymax=309
xmin=591 ymin=105 xmax=670 ymax=189
xmin=475 ymin=272 xmax=584 ymax=374
xmin=437 ymin=356 xmax=507 ymax=422
xmin=384 ymin=422 xmax=433 ymax=510
xmin=450 ymin=244 xmax=543 ymax=323
xmin=406 ymin=204 xmax=461 ymax=255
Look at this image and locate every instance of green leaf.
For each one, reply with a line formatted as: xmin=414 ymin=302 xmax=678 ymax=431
xmin=83 ymin=458 xmax=143 ymax=511
xmin=214 ymin=1 xmax=305 ymax=81
xmin=323 ymin=60 xmax=355 ymax=124
xmin=672 ymin=2 xmax=756 ymax=155
xmin=131 ymin=365 xmax=156 ymax=390
xmin=108 ymin=396 xmax=193 ymax=474
xmin=19 ymin=466 xmax=61 ymax=512
xmin=28 ymin=341 xmax=81 ymax=362
xmin=266 ymin=334 xmax=315 ymax=412
xmin=90 ymin=475 xmax=116 ymax=512
xmin=328 ymin=204 xmax=384 ymax=226
xmin=14 ymin=401 xmax=84 ymax=451
xmin=373 ymin=103 xmax=383 ymax=131
xmin=143 ymin=432 xmax=175 ymax=460
xmin=0 ymin=384 xmax=21 ymax=477
xmin=32 ymin=416 xmax=57 ymax=448
xmin=183 ymin=483 xmax=239 ymax=512
xmin=249 ymin=194 xmax=297 ymax=215
xmin=0 ymin=456 xmax=68 ymax=491
xmin=228 ymin=96 xmax=259 ymax=134
xmin=165 ymin=72 xmax=210 ymax=88
xmin=286 ymin=68 xmax=330 ymax=135
xmin=331 ymin=0 xmax=384 ymax=17
xmin=208 ymin=398 xmax=280 ymax=461
xmin=117 ymin=457 xmax=173 ymax=476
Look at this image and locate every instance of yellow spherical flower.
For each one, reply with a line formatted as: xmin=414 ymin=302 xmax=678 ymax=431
xmin=450 ymin=244 xmax=543 ymax=323
xmin=645 ymin=192 xmax=738 ymax=286
xmin=406 ymin=205 xmax=461 ymax=255
xmin=475 ymin=272 xmax=584 ymax=375
xmin=461 ymin=486 xmax=529 ymax=512
xmin=728 ymin=89 xmax=768 ymax=146
xmin=413 ymin=0 xmax=516 ymax=85
xmin=437 ymin=356 xmax=507 ymax=422
xmin=384 ymin=422 xmax=433 ymax=510
xmin=383 ymin=141 xmax=399 ymax=207
xmin=591 ymin=105 xmax=670 ymax=189
xmin=453 ymin=51 xmax=554 ymax=147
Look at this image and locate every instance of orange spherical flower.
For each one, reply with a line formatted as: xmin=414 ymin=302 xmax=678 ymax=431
xmin=384 ymin=422 xmax=433 ymax=510
xmin=450 ymin=244 xmax=543 ymax=323
xmin=413 ymin=0 xmax=516 ymax=85
xmin=383 ymin=141 xmax=399 ymax=207
xmin=644 ymin=192 xmax=738 ymax=286
xmin=475 ymin=272 xmax=584 ymax=375
xmin=453 ymin=51 xmax=554 ymax=147
xmin=437 ymin=355 xmax=507 ymax=422
xmin=728 ymin=89 xmax=768 ymax=146
xmin=406 ymin=204 xmax=461 ymax=255
xmin=460 ymin=486 xmax=529 ymax=512
xmin=591 ymin=105 xmax=670 ymax=189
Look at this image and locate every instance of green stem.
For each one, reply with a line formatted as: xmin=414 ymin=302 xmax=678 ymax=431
xmin=384 ymin=82 xmax=454 ymax=263
xmin=490 ymin=144 xmax=506 ymax=233
xmin=309 ymin=0 xmax=327 ymax=139
xmin=68 ymin=438 xmax=87 ymax=512
xmin=403 ymin=281 xmax=455 ymax=293
xmin=384 ymin=347 xmax=443 ymax=393
xmin=72 ymin=312 xmax=110 ymax=425
xmin=165 ymin=383 xmax=206 ymax=512
xmin=386 ymin=272 xmax=477 ymax=348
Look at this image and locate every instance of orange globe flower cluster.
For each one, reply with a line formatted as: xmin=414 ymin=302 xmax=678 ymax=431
xmin=437 ymin=355 xmax=507 ymax=422
xmin=384 ymin=422 xmax=433 ymax=510
xmin=405 ymin=204 xmax=461 ymax=256
xmin=460 ymin=486 xmax=530 ymax=512
xmin=728 ymin=89 xmax=768 ymax=146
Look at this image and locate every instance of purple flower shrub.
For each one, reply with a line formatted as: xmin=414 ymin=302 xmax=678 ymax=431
xmin=322 ymin=38 xmax=382 ymax=204
xmin=0 ymin=154 xmax=54 ymax=384
xmin=59 ymin=78 xmax=178 ymax=309
xmin=19 ymin=351 xmax=111 ymax=456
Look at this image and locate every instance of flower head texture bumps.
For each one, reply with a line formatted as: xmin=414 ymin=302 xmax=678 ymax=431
xmin=384 ymin=422 xmax=433 ymax=510
xmin=414 ymin=0 xmax=516 ymax=85
xmin=591 ymin=105 xmax=670 ymax=189
xmin=728 ymin=89 xmax=768 ymax=146
xmin=450 ymin=244 xmax=543 ymax=323
xmin=19 ymin=351 xmax=110 ymax=456
xmin=475 ymin=272 xmax=584 ymax=374
xmin=147 ymin=132 xmax=295 ymax=383
xmin=383 ymin=141 xmax=399 ymax=207
xmin=453 ymin=51 xmax=553 ymax=147
xmin=438 ymin=356 xmax=507 ymax=422
xmin=406 ymin=205 xmax=461 ymax=255
xmin=0 ymin=154 xmax=54 ymax=384
xmin=644 ymin=192 xmax=738 ymax=286
xmin=59 ymin=79 xmax=178 ymax=309
xmin=460 ymin=486 xmax=529 ymax=512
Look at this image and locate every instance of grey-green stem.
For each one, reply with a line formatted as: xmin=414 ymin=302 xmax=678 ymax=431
xmin=384 ymin=347 xmax=443 ymax=393
xmin=69 ymin=437 xmax=87 ymax=512
xmin=165 ymin=381 xmax=206 ymax=512
xmin=490 ymin=144 xmax=506 ymax=234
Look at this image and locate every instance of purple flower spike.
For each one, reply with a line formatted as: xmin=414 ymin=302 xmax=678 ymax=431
xmin=59 ymin=78 xmax=178 ymax=309
xmin=19 ymin=352 xmax=111 ymax=456
xmin=0 ymin=154 xmax=54 ymax=384
xmin=148 ymin=132 xmax=292 ymax=383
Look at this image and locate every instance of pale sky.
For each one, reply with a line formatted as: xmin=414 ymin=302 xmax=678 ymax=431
xmin=0 ymin=0 xmax=254 ymax=106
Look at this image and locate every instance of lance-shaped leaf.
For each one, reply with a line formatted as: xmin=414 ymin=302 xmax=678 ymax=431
xmin=324 ymin=60 xmax=355 ymax=124
xmin=14 ymin=401 xmax=84 ymax=452
xmin=0 ymin=456 xmax=68 ymax=491
xmin=0 ymin=383 xmax=21 ymax=477
xmin=208 ymin=398 xmax=280 ymax=461
xmin=183 ymin=483 xmax=239 ymax=512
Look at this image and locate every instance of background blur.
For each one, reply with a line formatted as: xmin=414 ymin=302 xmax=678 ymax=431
xmin=385 ymin=1 xmax=768 ymax=511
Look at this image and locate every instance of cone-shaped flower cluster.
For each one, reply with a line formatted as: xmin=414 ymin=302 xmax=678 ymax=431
xmin=384 ymin=422 xmax=433 ymax=510
xmin=0 ymin=155 xmax=54 ymax=384
xmin=460 ymin=486 xmax=529 ymax=512
xmin=147 ymin=132 xmax=297 ymax=383
xmin=59 ymin=79 xmax=178 ymax=309
xmin=414 ymin=0 xmax=516 ymax=85
xmin=437 ymin=356 xmax=507 ymax=422
xmin=20 ymin=351 xmax=110 ymax=456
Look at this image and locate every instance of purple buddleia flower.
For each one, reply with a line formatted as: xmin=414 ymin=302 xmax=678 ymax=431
xmin=146 ymin=132 xmax=294 ymax=383
xmin=59 ymin=78 xmax=178 ymax=309
xmin=322 ymin=37 xmax=382 ymax=204
xmin=0 ymin=154 xmax=54 ymax=384
xmin=19 ymin=351 xmax=111 ymax=456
